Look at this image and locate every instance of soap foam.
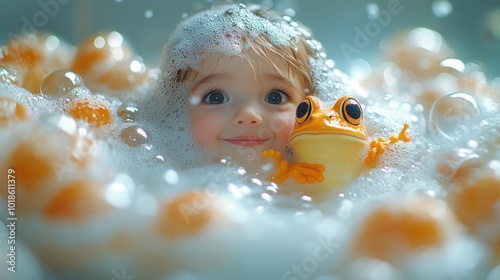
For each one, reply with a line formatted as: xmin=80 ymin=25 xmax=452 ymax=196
xmin=0 ymin=3 xmax=499 ymax=280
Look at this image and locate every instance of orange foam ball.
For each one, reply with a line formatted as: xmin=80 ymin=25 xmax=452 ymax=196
xmin=0 ymin=37 xmax=44 ymax=68
xmin=71 ymin=31 xmax=149 ymax=91
xmin=8 ymin=141 xmax=54 ymax=191
xmin=156 ymin=192 xmax=215 ymax=239
xmin=43 ymin=179 xmax=111 ymax=222
xmin=1 ymin=33 xmax=74 ymax=93
xmin=71 ymin=32 xmax=132 ymax=74
xmin=351 ymin=197 xmax=453 ymax=262
xmin=0 ymin=97 xmax=30 ymax=127
xmin=96 ymin=61 xmax=147 ymax=91
xmin=64 ymin=98 xmax=112 ymax=127
xmin=449 ymin=174 xmax=500 ymax=231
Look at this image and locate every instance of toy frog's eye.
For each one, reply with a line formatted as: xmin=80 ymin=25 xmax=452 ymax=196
xmin=296 ymin=98 xmax=312 ymax=124
xmin=341 ymin=97 xmax=362 ymax=126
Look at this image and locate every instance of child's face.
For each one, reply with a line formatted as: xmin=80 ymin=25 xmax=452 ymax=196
xmin=188 ymin=49 xmax=305 ymax=166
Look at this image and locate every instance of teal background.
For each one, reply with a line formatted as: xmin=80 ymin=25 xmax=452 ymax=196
xmin=1 ymin=0 xmax=499 ymax=77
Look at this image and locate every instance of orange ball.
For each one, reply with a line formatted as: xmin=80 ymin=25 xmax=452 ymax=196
xmin=64 ymin=97 xmax=112 ymax=127
xmin=43 ymin=179 xmax=112 ymax=222
xmin=351 ymin=197 xmax=455 ymax=263
xmin=8 ymin=141 xmax=53 ymax=191
xmin=448 ymin=172 xmax=500 ymax=231
xmin=381 ymin=28 xmax=454 ymax=79
xmin=156 ymin=192 xmax=216 ymax=239
xmin=2 ymin=117 xmax=98 ymax=204
xmin=71 ymin=31 xmax=147 ymax=91
xmin=0 ymin=33 xmax=75 ymax=93
xmin=96 ymin=59 xmax=148 ymax=91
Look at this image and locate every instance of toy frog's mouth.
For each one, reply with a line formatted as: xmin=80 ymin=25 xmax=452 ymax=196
xmin=291 ymin=131 xmax=368 ymax=142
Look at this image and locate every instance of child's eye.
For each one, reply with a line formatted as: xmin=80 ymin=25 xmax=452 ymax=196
xmin=202 ymin=91 xmax=228 ymax=104
xmin=265 ymin=90 xmax=289 ymax=105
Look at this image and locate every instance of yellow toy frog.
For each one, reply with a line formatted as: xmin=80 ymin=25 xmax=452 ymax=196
xmin=263 ymin=95 xmax=410 ymax=196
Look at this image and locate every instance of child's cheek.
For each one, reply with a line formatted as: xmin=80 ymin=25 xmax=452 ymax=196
xmin=189 ymin=109 xmax=221 ymax=150
xmin=269 ymin=110 xmax=295 ymax=149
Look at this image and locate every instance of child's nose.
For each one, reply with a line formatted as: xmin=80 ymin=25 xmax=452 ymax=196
xmin=232 ymin=105 xmax=263 ymax=126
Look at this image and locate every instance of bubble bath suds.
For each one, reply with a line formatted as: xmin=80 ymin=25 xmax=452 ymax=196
xmin=1 ymin=2 xmax=500 ymax=280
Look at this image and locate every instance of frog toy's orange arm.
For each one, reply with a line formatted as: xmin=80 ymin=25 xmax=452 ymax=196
xmin=262 ymin=150 xmax=325 ymax=184
xmin=364 ymin=123 xmax=411 ymax=164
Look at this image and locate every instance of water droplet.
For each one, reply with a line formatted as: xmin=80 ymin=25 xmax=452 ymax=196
xmin=155 ymin=155 xmax=165 ymax=162
xmin=117 ymin=103 xmax=139 ymax=122
xmin=40 ymin=69 xmax=84 ymax=98
xmin=44 ymin=35 xmax=60 ymax=51
xmin=104 ymin=173 xmax=135 ymax=208
xmin=120 ymin=125 xmax=148 ymax=147
xmin=366 ymin=3 xmax=380 ymax=20
xmin=145 ymin=10 xmax=153 ymax=19
xmin=164 ymin=169 xmax=179 ymax=185
xmin=237 ymin=167 xmax=246 ymax=175
xmin=261 ymin=192 xmax=273 ymax=202
xmin=432 ymin=0 xmax=453 ymax=18
xmin=429 ymin=92 xmax=482 ymax=141
xmin=301 ymin=195 xmax=312 ymax=202
xmin=189 ymin=96 xmax=201 ymax=106
xmin=107 ymin=31 xmax=124 ymax=48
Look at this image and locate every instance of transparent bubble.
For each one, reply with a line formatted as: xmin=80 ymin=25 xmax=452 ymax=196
xmin=40 ymin=69 xmax=85 ymax=98
xmin=117 ymin=103 xmax=139 ymax=122
xmin=428 ymin=92 xmax=482 ymax=141
xmin=145 ymin=10 xmax=153 ymax=19
xmin=0 ymin=66 xmax=22 ymax=85
xmin=120 ymin=125 xmax=148 ymax=147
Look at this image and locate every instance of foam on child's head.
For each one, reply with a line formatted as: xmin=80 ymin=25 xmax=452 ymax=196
xmin=160 ymin=4 xmax=301 ymax=75
xmin=140 ymin=3 xmax=365 ymax=168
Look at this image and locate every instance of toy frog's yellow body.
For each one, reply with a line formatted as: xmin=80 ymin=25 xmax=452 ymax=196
xmin=263 ymin=96 xmax=410 ymax=196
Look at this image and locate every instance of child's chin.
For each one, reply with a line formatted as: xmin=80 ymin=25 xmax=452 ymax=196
xmin=214 ymin=150 xmax=269 ymax=171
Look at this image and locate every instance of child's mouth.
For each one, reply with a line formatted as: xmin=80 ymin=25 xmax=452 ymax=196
xmin=223 ymin=136 xmax=270 ymax=147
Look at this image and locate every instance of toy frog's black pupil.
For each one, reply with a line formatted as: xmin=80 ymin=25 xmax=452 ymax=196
xmin=296 ymin=101 xmax=309 ymax=119
xmin=345 ymin=103 xmax=361 ymax=119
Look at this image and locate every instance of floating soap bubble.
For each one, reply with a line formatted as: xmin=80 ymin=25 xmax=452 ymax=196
xmin=117 ymin=103 xmax=139 ymax=122
xmin=428 ymin=92 xmax=482 ymax=141
xmin=120 ymin=125 xmax=148 ymax=147
xmin=40 ymin=69 xmax=85 ymax=98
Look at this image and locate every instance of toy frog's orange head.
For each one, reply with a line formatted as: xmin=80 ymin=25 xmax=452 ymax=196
xmin=290 ymin=95 xmax=367 ymax=143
